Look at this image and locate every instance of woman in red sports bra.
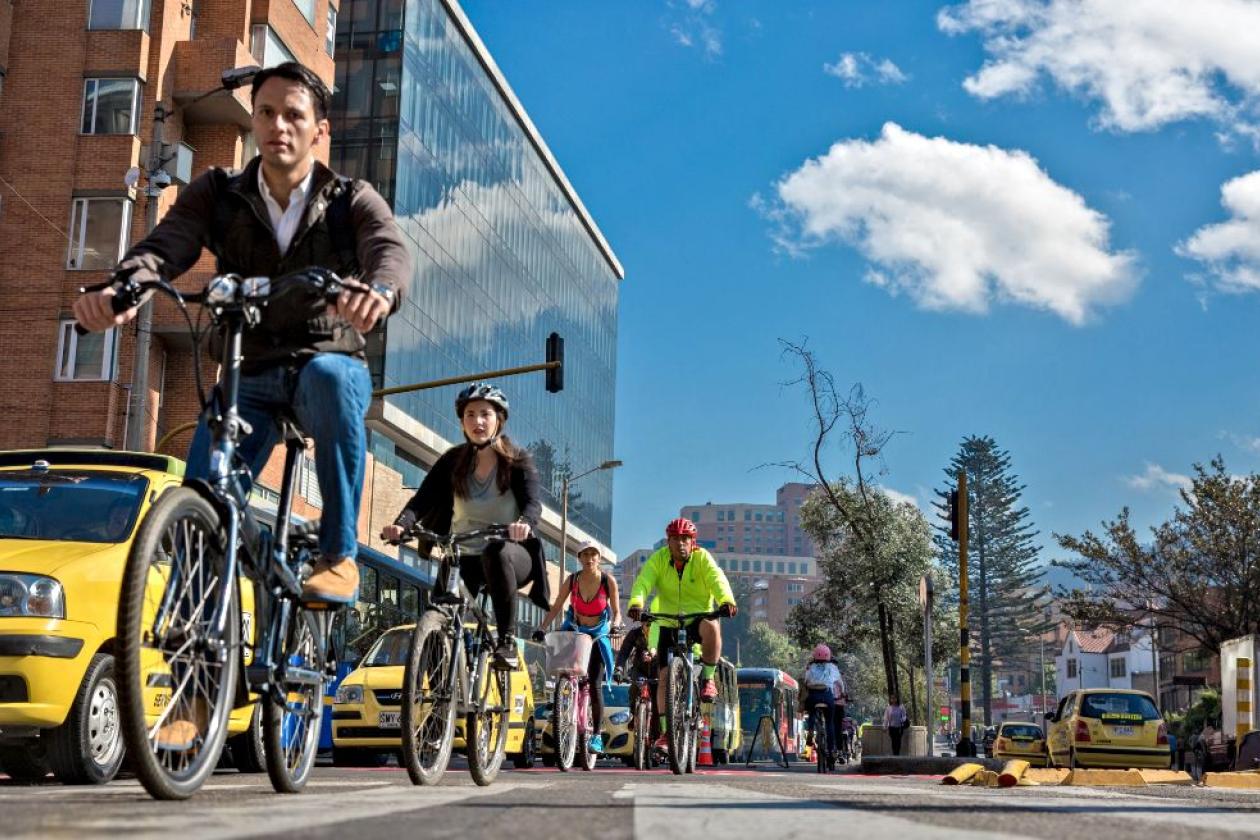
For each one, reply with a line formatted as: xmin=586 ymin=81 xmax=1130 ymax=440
xmin=537 ymin=540 xmax=621 ymax=753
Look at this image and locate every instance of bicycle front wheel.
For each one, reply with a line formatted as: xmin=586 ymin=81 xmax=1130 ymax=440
xmin=664 ymin=657 xmax=690 ymax=775
xmin=465 ymin=642 xmax=510 ymax=786
xmin=401 ymin=610 xmax=457 ymax=785
xmin=263 ymin=610 xmax=325 ymax=793
xmin=632 ymin=694 xmax=651 ymax=771
xmin=116 ymin=487 xmax=240 ymax=800
xmin=552 ymin=677 xmax=578 ymax=771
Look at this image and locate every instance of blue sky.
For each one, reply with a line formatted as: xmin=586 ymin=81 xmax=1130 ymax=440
xmin=461 ymin=0 xmax=1260 ymax=567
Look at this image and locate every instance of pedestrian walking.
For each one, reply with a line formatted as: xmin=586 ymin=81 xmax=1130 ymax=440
xmin=884 ymin=693 xmax=909 ymax=756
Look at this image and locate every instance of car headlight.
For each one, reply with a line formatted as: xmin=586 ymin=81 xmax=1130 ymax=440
xmin=334 ymin=684 xmax=364 ymax=705
xmin=608 ymin=710 xmax=631 ymax=726
xmin=0 ymin=574 xmax=65 ymax=619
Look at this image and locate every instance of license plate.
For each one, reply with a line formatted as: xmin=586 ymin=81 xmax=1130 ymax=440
xmin=379 ymin=712 xmax=400 ymax=729
xmin=1110 ymin=725 xmax=1134 ymax=736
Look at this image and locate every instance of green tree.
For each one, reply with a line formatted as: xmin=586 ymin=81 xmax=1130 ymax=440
xmin=741 ymin=621 xmax=806 ymax=675
xmin=933 ymin=436 xmax=1045 ymax=725
xmin=1055 ymin=457 xmax=1260 ymax=654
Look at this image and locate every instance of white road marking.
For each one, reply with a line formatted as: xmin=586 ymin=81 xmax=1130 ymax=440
xmin=10 ymin=781 xmax=530 ymax=840
xmin=630 ymin=782 xmax=1032 ymax=839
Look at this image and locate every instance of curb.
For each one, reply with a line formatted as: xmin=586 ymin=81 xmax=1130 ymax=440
xmin=862 ymin=756 xmax=1003 ymax=776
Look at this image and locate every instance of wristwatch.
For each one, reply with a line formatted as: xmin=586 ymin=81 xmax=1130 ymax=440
xmin=369 ymin=281 xmax=397 ymax=307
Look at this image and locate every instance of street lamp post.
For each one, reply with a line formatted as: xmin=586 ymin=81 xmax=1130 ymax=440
xmin=558 ymin=459 xmax=622 ymax=573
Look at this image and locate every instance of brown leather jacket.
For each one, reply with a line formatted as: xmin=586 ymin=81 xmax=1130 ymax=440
xmin=115 ymin=156 xmax=411 ymax=373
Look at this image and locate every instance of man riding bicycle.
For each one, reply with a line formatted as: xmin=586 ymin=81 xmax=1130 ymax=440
xmin=72 ymin=61 xmax=410 ymax=610
xmin=626 ymin=517 xmax=737 ymax=750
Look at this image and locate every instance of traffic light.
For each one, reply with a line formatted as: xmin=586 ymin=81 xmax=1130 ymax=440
xmin=545 ymin=332 xmax=564 ymax=393
xmin=948 ymin=489 xmax=960 ymax=541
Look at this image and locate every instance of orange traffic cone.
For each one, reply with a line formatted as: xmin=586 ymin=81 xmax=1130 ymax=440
xmin=698 ymin=716 xmax=714 ymax=767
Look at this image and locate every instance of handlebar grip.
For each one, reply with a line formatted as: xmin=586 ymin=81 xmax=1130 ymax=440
xmin=73 ymin=322 xmax=90 ymax=337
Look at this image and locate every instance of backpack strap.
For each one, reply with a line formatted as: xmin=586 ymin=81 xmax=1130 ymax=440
xmin=325 ymin=175 xmax=360 ymax=276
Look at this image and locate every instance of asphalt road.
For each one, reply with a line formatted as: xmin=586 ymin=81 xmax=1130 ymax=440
xmin=4 ymin=759 xmax=1260 ymax=839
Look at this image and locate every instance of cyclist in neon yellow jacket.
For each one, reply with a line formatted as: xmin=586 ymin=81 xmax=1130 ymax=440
xmin=627 ymin=517 xmax=737 ymax=743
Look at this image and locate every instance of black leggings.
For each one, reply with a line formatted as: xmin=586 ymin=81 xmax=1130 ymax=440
xmin=587 ymin=646 xmax=605 ymax=735
xmin=459 ymin=540 xmax=532 ymax=640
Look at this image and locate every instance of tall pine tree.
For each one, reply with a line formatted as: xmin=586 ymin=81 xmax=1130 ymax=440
xmin=933 ymin=436 xmax=1043 ymax=725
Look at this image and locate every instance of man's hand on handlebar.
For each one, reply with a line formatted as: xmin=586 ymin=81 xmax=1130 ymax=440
xmin=380 ymin=524 xmax=405 ymax=544
xmin=719 ymin=602 xmax=738 ymax=618
xmin=332 ymin=286 xmax=391 ymax=333
xmin=531 ymin=630 xmax=546 ymax=643
xmin=72 ymin=287 xmax=138 ymax=333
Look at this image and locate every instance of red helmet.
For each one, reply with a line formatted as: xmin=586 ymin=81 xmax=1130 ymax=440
xmin=665 ymin=517 xmax=698 ymax=538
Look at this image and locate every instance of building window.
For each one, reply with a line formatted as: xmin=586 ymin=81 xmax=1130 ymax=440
xmin=1066 ymin=658 xmax=1078 ymax=679
xmin=54 ymin=321 xmax=117 ymax=381
xmin=81 ymin=78 xmax=140 ymax=135
xmin=1109 ymin=658 xmax=1126 ymax=678
xmin=67 ymin=197 xmax=132 ymax=270
xmin=744 ymin=511 xmax=751 ymax=521
xmin=88 ymin=0 xmax=151 ymax=30
xmin=326 ymin=4 xmax=337 ymax=56
xmin=250 ymin=24 xmax=296 ymax=68
xmin=292 ymin=0 xmax=317 ymax=26
xmin=752 ymin=560 xmax=762 ymax=572
xmin=1184 ymin=648 xmax=1212 ymax=672
xmin=788 ymin=562 xmax=798 ymax=574
xmin=776 ymin=562 xmax=786 ymax=574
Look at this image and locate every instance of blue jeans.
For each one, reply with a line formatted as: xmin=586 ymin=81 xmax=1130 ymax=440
xmin=806 ymin=689 xmax=836 ymax=753
xmin=185 ymin=353 xmax=372 ymax=559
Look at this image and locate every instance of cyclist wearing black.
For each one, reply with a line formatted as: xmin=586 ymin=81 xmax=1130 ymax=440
xmin=615 ymin=621 xmax=658 ymax=740
xmin=72 ymin=61 xmax=410 ymax=607
xmin=381 ymin=384 xmax=550 ymax=668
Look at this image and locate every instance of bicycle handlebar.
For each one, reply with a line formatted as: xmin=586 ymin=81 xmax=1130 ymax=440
xmin=392 ymin=524 xmax=512 ymax=548
xmin=636 ymin=609 xmax=726 ymax=624
xmin=74 ymin=268 xmax=368 ymax=335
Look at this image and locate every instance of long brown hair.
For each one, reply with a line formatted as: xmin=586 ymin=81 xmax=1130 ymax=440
xmin=451 ymin=409 xmax=522 ymax=498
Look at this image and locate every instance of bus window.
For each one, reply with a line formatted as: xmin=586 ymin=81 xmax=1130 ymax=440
xmin=379 ymin=573 xmax=400 ymax=612
xmin=360 ymin=565 xmax=378 ymax=603
xmin=402 ymin=585 xmax=420 ymax=618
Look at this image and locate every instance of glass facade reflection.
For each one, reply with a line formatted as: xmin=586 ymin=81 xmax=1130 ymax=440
xmin=331 ymin=0 xmax=621 ymax=546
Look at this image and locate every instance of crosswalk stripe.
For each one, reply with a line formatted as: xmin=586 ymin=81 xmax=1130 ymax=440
xmin=11 ymin=781 xmax=534 ymax=840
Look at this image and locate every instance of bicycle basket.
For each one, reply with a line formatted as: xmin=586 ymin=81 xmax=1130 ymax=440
xmin=544 ymin=631 xmax=594 ymax=676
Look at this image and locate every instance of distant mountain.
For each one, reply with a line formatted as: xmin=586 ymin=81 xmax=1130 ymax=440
xmin=1038 ymin=562 xmax=1085 ymax=594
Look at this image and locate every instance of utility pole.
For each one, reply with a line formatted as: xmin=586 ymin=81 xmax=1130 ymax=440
xmin=951 ymin=470 xmax=975 ymax=757
xmin=124 ymin=101 xmax=168 ymax=451
xmin=921 ymin=574 xmax=935 ymax=757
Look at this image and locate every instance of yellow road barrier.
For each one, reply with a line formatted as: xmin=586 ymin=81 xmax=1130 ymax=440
xmin=998 ymin=759 xmax=1030 ymax=787
xmin=1136 ymin=770 xmax=1194 ymax=785
xmin=971 ymin=769 xmax=1000 ymax=787
xmin=1065 ymin=769 xmax=1147 ymax=786
xmin=1204 ymin=771 xmax=1260 ymax=790
xmin=941 ymin=763 xmax=984 ymax=785
xmin=1023 ymin=768 xmax=1070 ymax=785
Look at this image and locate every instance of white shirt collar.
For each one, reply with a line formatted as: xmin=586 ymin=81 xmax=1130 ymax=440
xmin=257 ymin=163 xmax=315 ymax=211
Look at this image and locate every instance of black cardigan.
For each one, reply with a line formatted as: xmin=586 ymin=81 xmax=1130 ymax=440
xmin=393 ymin=445 xmax=550 ymax=610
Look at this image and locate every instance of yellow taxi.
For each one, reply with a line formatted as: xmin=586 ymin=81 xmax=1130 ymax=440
xmin=0 ymin=449 xmax=259 ymax=784
xmin=993 ymin=721 xmax=1048 ymax=766
xmin=331 ymin=623 xmax=536 ymax=767
xmin=1045 ymin=688 xmax=1171 ymax=769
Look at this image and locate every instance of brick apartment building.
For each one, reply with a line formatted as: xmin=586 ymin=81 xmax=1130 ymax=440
xmin=0 ymin=0 xmax=337 ymax=526
xmin=614 ymin=482 xmax=824 ymax=634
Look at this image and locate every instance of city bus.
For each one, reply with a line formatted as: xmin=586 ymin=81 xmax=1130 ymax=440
xmin=737 ymin=668 xmax=802 ymax=760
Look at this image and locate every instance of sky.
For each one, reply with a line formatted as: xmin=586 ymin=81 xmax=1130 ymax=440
xmin=460 ymin=0 xmax=1260 ymax=570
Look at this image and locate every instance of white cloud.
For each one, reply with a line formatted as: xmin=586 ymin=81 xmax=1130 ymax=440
xmin=1220 ymin=430 xmax=1260 ymax=454
xmin=1124 ymin=463 xmax=1193 ymax=493
xmin=938 ymin=0 xmax=1260 ymax=135
xmin=881 ymin=488 xmax=921 ymax=509
xmin=765 ymin=122 xmax=1138 ymax=324
xmin=1178 ymin=171 xmax=1260 ymax=293
xmin=824 ymin=52 xmax=909 ymax=88
xmin=667 ymin=0 xmax=722 ymax=58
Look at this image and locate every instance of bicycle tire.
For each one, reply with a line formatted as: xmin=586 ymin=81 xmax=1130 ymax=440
xmin=263 ymin=611 xmax=324 ymax=793
xmin=665 ymin=656 xmax=689 ymax=775
xmin=552 ymin=677 xmax=578 ymax=771
xmin=116 ymin=488 xmax=240 ymax=800
xmin=465 ymin=643 xmax=510 ymax=786
xmin=632 ymin=694 xmax=651 ymax=771
xmin=401 ymin=610 xmax=457 ymax=785
xmin=577 ymin=711 xmax=597 ymax=772
xmin=815 ymin=715 xmax=827 ymax=774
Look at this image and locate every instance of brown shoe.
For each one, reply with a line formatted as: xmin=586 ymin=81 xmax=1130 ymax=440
xmin=301 ymin=556 xmax=359 ymax=604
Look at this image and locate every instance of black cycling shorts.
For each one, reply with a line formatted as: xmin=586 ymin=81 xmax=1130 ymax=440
xmin=656 ymin=619 xmax=705 ymax=671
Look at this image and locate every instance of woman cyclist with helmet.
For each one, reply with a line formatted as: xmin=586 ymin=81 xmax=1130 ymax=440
xmin=534 ymin=540 xmax=621 ymax=754
xmin=800 ymin=644 xmax=844 ymax=768
xmin=381 ymin=383 xmax=549 ymax=668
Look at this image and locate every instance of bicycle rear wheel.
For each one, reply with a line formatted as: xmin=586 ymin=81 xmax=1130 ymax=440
xmin=401 ymin=610 xmax=456 ymax=785
xmin=263 ymin=610 xmax=325 ymax=793
xmin=552 ymin=677 xmax=578 ymax=771
xmin=116 ymin=488 xmax=240 ymax=800
xmin=465 ymin=642 xmax=509 ymax=786
xmin=814 ymin=715 xmax=827 ymax=774
xmin=665 ymin=657 xmax=690 ymax=775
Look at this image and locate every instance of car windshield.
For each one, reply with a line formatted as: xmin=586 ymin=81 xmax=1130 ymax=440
xmin=1002 ymin=724 xmax=1043 ymax=739
xmin=361 ymin=628 xmax=411 ymax=667
xmin=602 ymin=684 xmax=629 ymax=708
xmin=1079 ymin=693 xmax=1160 ymax=722
xmin=0 ymin=471 xmax=147 ymax=543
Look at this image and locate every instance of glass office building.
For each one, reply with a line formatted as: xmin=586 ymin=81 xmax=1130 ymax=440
xmin=330 ymin=0 xmax=622 ymax=551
